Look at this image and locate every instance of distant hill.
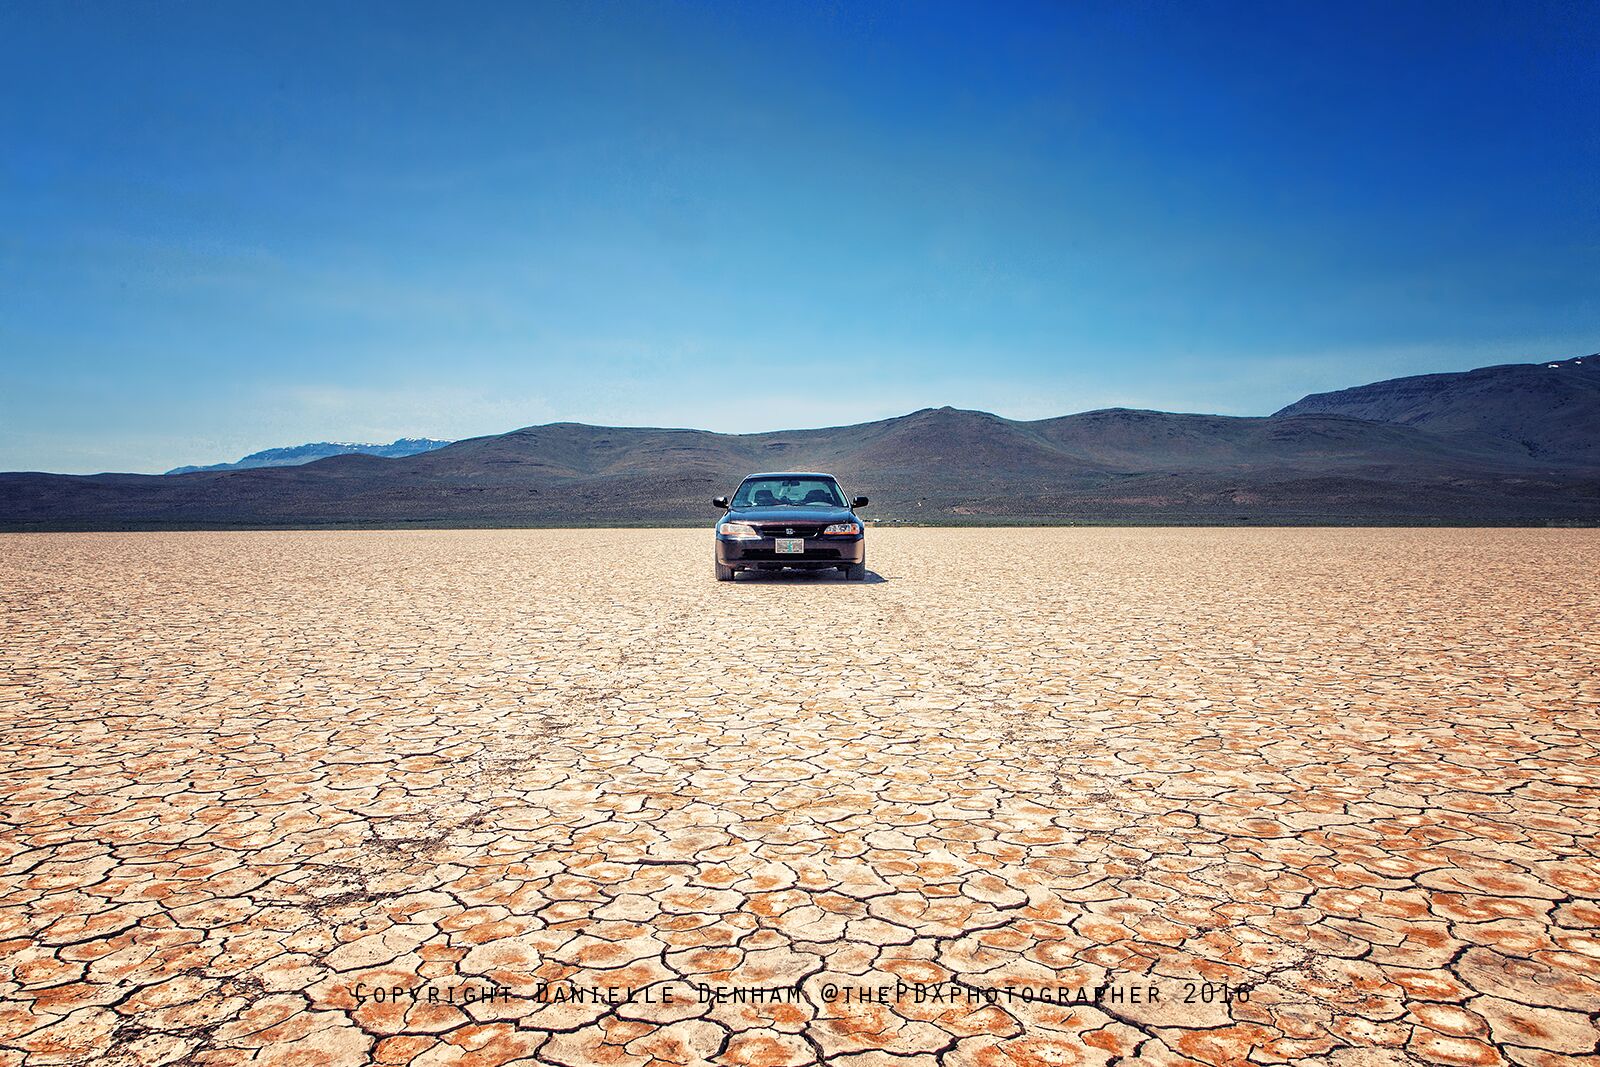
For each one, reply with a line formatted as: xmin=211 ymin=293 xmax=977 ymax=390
xmin=3 ymin=355 xmax=1597 ymax=528
xmin=166 ymin=438 xmax=452 ymax=474
xmin=1274 ymin=353 xmax=1598 ymax=462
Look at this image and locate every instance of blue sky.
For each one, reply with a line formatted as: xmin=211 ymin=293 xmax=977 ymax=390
xmin=2 ymin=1 xmax=1595 ymax=473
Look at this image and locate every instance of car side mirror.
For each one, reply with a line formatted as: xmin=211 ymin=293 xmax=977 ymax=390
xmin=852 ymin=496 xmax=869 ymax=508
xmin=712 ymin=496 xmax=729 ymax=509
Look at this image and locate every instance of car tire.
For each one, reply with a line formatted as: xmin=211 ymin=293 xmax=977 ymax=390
xmin=715 ymin=562 xmax=736 ymax=582
xmin=844 ymin=563 xmax=867 ymax=581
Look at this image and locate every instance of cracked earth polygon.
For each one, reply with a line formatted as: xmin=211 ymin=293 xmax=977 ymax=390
xmin=2 ymin=528 xmax=1597 ymax=1066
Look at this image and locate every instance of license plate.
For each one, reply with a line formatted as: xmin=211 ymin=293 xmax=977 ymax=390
xmin=775 ymin=538 xmax=804 ymax=554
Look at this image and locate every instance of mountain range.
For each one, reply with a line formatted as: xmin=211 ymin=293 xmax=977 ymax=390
xmin=164 ymin=438 xmax=453 ymax=474
xmin=2 ymin=354 xmax=1596 ymax=529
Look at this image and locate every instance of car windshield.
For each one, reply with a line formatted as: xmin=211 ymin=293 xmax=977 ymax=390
xmin=732 ymin=477 xmax=845 ymax=508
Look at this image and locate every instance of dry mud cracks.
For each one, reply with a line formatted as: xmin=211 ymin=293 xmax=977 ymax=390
xmin=1 ymin=528 xmax=1597 ymax=1067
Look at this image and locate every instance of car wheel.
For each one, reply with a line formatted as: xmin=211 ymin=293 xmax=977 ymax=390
xmin=844 ymin=563 xmax=867 ymax=581
xmin=715 ymin=562 xmax=736 ymax=582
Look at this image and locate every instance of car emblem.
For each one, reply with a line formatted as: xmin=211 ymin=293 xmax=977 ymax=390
xmin=785 ymin=527 xmax=794 ymax=535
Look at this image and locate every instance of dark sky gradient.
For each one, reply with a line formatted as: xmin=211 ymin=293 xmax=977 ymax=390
xmin=2 ymin=1 xmax=1595 ymax=472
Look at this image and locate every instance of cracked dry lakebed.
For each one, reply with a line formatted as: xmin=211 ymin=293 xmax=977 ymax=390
xmin=1 ymin=527 xmax=1598 ymax=1067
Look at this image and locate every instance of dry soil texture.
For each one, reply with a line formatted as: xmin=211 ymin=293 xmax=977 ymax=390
xmin=2 ymin=528 xmax=1598 ymax=1067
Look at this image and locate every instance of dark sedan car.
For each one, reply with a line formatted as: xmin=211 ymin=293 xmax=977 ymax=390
xmin=713 ymin=473 xmax=868 ymax=581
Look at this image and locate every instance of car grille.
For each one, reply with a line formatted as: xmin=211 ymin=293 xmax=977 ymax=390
xmin=754 ymin=524 xmax=828 ymax=538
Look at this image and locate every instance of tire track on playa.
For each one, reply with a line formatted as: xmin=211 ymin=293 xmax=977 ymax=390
xmin=635 ymin=543 xmax=1187 ymax=1062
xmin=841 ymin=562 xmax=1200 ymax=1060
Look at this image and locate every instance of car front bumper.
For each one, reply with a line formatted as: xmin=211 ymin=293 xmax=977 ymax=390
xmin=715 ymin=535 xmax=865 ymax=570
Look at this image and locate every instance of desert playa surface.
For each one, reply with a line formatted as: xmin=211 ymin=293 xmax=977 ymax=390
xmin=1 ymin=527 xmax=1597 ymax=1067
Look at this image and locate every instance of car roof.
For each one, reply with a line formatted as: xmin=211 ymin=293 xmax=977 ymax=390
xmin=739 ymin=472 xmax=839 ymax=480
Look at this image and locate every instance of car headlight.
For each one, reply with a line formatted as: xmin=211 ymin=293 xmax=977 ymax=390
xmin=821 ymin=522 xmax=861 ymax=536
xmin=719 ymin=522 xmax=760 ymax=539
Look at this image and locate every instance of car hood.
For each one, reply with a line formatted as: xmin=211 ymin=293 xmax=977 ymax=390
xmin=724 ymin=505 xmax=856 ymax=524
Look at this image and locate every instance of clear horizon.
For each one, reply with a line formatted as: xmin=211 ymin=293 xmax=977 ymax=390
xmin=3 ymin=1 xmax=1596 ymax=474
